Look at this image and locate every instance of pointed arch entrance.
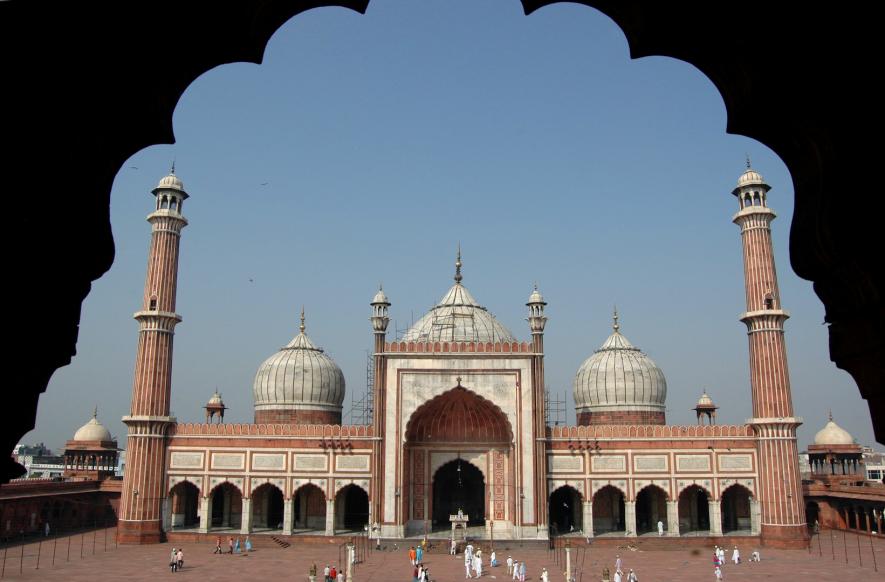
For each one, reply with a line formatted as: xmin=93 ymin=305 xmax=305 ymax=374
xmin=404 ymin=385 xmax=513 ymax=536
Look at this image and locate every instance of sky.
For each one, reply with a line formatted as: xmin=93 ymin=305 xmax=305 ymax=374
xmin=25 ymin=1 xmax=874 ymax=453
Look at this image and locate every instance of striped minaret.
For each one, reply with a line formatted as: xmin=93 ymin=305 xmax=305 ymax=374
xmin=732 ymin=160 xmax=808 ymax=548
xmin=118 ymin=168 xmax=188 ymax=544
xmin=527 ymin=284 xmax=548 ymax=536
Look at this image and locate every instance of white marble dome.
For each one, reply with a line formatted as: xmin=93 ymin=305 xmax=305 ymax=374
xmin=252 ymin=313 xmax=345 ymax=415
xmin=402 ymin=253 xmax=516 ymax=344
xmin=813 ymin=416 xmax=855 ymax=446
xmin=573 ymin=314 xmax=667 ymax=416
xmin=154 ymin=172 xmax=185 ymax=192
xmin=736 ymin=168 xmax=765 ymax=188
xmin=73 ymin=411 xmax=113 ymax=442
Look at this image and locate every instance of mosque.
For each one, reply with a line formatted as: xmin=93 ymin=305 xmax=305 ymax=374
xmin=115 ymin=165 xmax=810 ymax=548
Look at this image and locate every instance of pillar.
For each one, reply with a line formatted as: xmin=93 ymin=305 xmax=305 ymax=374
xmin=751 ymin=498 xmax=762 ymax=535
xmin=625 ymin=501 xmax=637 ymax=537
xmin=666 ymin=500 xmax=679 ymax=536
xmin=582 ymin=501 xmax=593 ymax=538
xmin=240 ymin=498 xmax=252 ymax=534
xmin=198 ymin=497 xmax=210 ymax=533
xmin=283 ymin=498 xmax=294 ymax=535
xmin=565 ymin=545 xmax=572 ymax=581
xmin=325 ymin=498 xmax=335 ymax=536
xmin=162 ymin=498 xmax=171 ymax=531
xmin=709 ymin=500 xmax=722 ymax=536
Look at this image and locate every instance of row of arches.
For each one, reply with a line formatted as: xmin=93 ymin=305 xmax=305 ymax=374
xmin=167 ymin=481 xmax=369 ymax=534
xmin=549 ymin=483 xmax=755 ymax=537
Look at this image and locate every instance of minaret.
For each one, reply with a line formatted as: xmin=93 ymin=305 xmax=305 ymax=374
xmin=118 ymin=168 xmax=188 ymax=544
xmin=369 ymin=284 xmax=390 ymax=532
xmin=527 ymin=284 xmax=548 ymax=535
xmin=732 ymin=160 xmax=808 ymax=548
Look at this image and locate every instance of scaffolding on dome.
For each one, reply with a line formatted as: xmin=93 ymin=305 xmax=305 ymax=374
xmin=346 ymin=350 xmax=374 ymax=426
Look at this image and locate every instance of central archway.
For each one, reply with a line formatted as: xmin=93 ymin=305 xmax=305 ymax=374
xmin=432 ymin=459 xmax=485 ymax=527
xmin=404 ymin=385 xmax=513 ymax=534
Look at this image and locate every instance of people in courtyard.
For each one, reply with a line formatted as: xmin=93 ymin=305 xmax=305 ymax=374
xmin=626 ymin=568 xmax=637 ymax=582
xmin=324 ymin=564 xmax=331 ymax=582
xmin=490 ymin=550 xmax=497 ymax=567
xmin=750 ymin=549 xmax=761 ymax=562
xmin=506 ymin=555 xmax=514 ymax=575
xmin=410 ymin=546 xmax=417 ymax=566
xmin=170 ymin=548 xmax=178 ymax=572
xmin=214 ymin=537 xmax=223 ymax=554
xmin=245 ymin=535 xmax=252 ymax=554
xmin=309 ymin=563 xmax=317 ymax=582
xmin=417 ymin=544 xmax=424 ymax=563
xmin=731 ymin=546 xmax=740 ymax=564
xmin=176 ymin=548 xmax=184 ymax=570
xmin=228 ymin=536 xmax=234 ymax=554
xmin=657 ymin=520 xmax=664 ymax=536
xmin=541 ymin=567 xmax=549 ymax=582
xmin=519 ymin=560 xmax=526 ymax=582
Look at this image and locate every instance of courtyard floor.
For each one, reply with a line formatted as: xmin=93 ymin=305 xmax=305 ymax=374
xmin=2 ymin=530 xmax=883 ymax=581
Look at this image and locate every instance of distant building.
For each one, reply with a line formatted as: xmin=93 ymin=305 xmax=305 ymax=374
xmin=0 ymin=412 xmax=122 ymax=540
xmin=802 ymin=414 xmax=885 ymax=534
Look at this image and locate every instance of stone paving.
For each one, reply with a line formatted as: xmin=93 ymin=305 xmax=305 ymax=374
xmin=2 ymin=533 xmax=884 ymax=581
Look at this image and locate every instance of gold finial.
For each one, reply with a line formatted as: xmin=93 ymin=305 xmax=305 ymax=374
xmin=300 ymin=305 xmax=306 ymax=334
xmin=454 ymin=243 xmax=463 ymax=284
xmin=170 ymin=159 xmax=176 ymax=175
xmin=828 ymin=408 xmax=833 ymax=422
xmin=746 ymin=154 xmax=752 ymax=170
xmin=612 ymin=306 xmax=620 ymax=332
xmin=92 ymin=405 xmax=98 ymax=419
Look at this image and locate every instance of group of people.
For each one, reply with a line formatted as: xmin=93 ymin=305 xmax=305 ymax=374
xmin=607 ymin=554 xmax=638 ymax=582
xmin=213 ymin=535 xmax=253 ymax=555
xmin=321 ymin=563 xmax=344 ymax=582
xmin=463 ymin=542 xmax=483 ymax=578
xmin=712 ymin=545 xmax=759 ymax=579
xmin=505 ymin=554 xmax=527 ymax=581
xmin=410 ymin=544 xmax=431 ymax=582
xmin=169 ymin=547 xmax=184 ymax=572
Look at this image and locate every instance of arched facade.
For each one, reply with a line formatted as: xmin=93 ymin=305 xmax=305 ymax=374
xmin=209 ymin=482 xmax=243 ymax=531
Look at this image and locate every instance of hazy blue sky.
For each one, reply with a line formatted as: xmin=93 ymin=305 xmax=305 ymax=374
xmin=26 ymin=1 xmax=874 ymax=453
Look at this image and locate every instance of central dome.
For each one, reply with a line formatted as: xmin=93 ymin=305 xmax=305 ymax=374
xmin=401 ymin=251 xmax=517 ymax=344
xmin=573 ymin=311 xmax=667 ymax=425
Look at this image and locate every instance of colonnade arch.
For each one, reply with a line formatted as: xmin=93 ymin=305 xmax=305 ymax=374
xmin=635 ymin=485 xmax=667 ymax=535
xmin=293 ymin=483 xmax=327 ymax=531
xmin=720 ymin=484 xmax=752 ymax=534
xmin=592 ymin=485 xmax=626 ymax=535
xmin=251 ymin=483 xmax=284 ymax=531
xmin=168 ymin=481 xmax=200 ymax=528
xmin=549 ymin=485 xmax=583 ymax=535
xmin=678 ymin=484 xmax=710 ymax=535
xmin=209 ymin=482 xmax=243 ymax=530
xmin=335 ymin=484 xmax=369 ymax=531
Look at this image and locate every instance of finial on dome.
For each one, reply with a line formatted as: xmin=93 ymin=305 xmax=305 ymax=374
xmin=612 ymin=306 xmax=620 ymax=332
xmin=93 ymin=405 xmax=98 ymax=419
xmin=828 ymin=408 xmax=833 ymax=422
xmin=300 ymin=306 xmax=306 ymax=334
xmin=454 ymin=244 xmax=463 ymax=284
xmin=170 ymin=159 xmax=176 ymax=175
xmin=746 ymin=154 xmax=751 ymax=170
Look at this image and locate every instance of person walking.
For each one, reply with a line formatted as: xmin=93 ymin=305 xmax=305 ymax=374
xmin=176 ymin=548 xmax=184 ymax=570
xmin=214 ymin=536 xmax=223 ymax=554
xmin=245 ymin=536 xmax=252 ymax=554
xmin=474 ymin=553 xmax=483 ymax=578
xmin=451 ymin=538 xmax=457 ymax=555
xmin=324 ymin=564 xmax=331 ymax=582
xmin=626 ymin=568 xmax=637 ymax=582
xmin=414 ymin=564 xmax=420 ymax=582
xmin=714 ymin=565 xmax=723 ymax=580
xmin=228 ymin=536 xmax=234 ymax=554
xmin=309 ymin=563 xmax=318 ymax=582
xmin=170 ymin=548 xmax=178 ymax=572
xmin=506 ymin=555 xmax=514 ymax=575
xmin=410 ymin=546 xmax=417 ymax=566
xmin=540 ymin=567 xmax=549 ymax=582
xmin=336 ymin=567 xmax=344 ymax=582
xmin=234 ymin=537 xmax=241 ymax=553
xmin=416 ymin=544 xmax=424 ymax=563
xmin=465 ymin=551 xmax=473 ymax=579
xmin=615 ymin=555 xmax=622 ymax=572
xmin=519 ymin=560 xmax=526 ymax=582
xmin=512 ymin=558 xmax=519 ymax=581
xmin=490 ymin=550 xmax=497 ymax=567
xmin=657 ymin=519 xmax=664 ymax=536
xmin=717 ymin=546 xmax=725 ymax=566
xmin=330 ymin=565 xmax=337 ymax=582
xmin=731 ymin=546 xmax=740 ymax=565
xmin=613 ymin=569 xmax=622 ymax=582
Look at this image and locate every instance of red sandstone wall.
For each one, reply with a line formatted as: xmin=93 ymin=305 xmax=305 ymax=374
xmin=254 ymin=409 xmax=341 ymax=425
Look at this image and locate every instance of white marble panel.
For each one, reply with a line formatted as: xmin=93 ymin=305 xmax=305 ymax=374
xmin=294 ymin=454 xmax=328 ymax=471
xmin=336 ymin=455 xmax=370 ymax=472
xmin=676 ymin=454 xmax=711 ymax=472
xmin=210 ymin=453 xmax=244 ymax=470
xmin=718 ymin=454 xmax=753 ymax=471
xmin=170 ymin=452 xmax=204 ymax=469
xmin=548 ymin=455 xmax=583 ymax=473
xmin=633 ymin=455 xmax=668 ymax=472
xmin=591 ymin=455 xmax=626 ymax=472
xmin=251 ymin=453 xmax=286 ymax=471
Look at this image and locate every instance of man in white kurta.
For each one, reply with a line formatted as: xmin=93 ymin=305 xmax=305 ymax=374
xmin=474 ymin=554 xmax=483 ymax=578
xmin=732 ymin=546 xmax=740 ymax=564
xmin=657 ymin=520 xmax=664 ymax=536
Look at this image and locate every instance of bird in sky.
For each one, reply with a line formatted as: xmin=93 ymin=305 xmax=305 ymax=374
xmin=130 ymin=166 xmax=138 ymax=170
xmin=260 ymin=182 xmax=269 ymax=186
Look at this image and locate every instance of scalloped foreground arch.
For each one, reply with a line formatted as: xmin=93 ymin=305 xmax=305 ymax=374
xmin=2 ymin=1 xmax=882 ymax=484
